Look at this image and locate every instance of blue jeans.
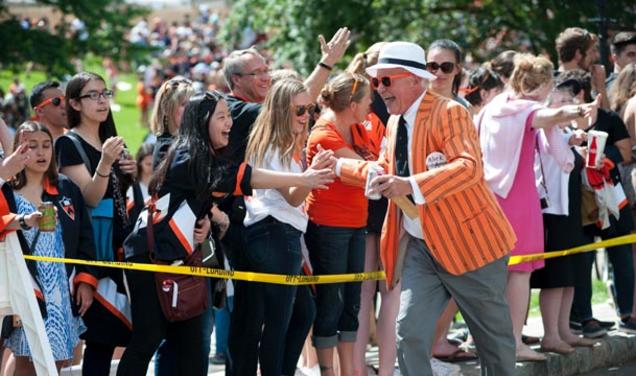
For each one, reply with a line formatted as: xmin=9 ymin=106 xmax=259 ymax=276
xmin=228 ymin=216 xmax=303 ymax=376
xmin=304 ymin=221 xmax=365 ymax=348
xmin=282 ymin=285 xmax=316 ymax=376
xmin=214 ymin=295 xmax=234 ymax=356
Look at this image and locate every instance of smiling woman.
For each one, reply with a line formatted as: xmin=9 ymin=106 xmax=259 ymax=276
xmin=117 ymin=90 xmax=335 ymax=376
xmin=426 ymin=39 xmax=469 ymax=108
xmin=237 ymin=78 xmax=334 ymax=375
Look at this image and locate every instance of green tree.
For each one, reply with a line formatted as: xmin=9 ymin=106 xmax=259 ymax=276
xmin=0 ymin=0 xmax=150 ymax=77
xmin=220 ymin=0 xmax=635 ymax=73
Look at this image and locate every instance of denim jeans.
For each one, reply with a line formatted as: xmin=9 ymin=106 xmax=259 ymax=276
xmin=214 ymin=296 xmax=234 ymax=356
xmin=227 ymin=216 xmax=303 ymax=376
xmin=282 ymin=285 xmax=316 ymax=376
xmin=304 ymin=221 xmax=366 ymax=348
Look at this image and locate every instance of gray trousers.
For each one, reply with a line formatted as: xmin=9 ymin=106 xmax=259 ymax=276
xmin=396 ymin=236 xmax=516 ymax=376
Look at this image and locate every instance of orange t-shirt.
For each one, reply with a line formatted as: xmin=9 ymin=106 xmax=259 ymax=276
xmin=306 ymin=120 xmax=368 ymax=228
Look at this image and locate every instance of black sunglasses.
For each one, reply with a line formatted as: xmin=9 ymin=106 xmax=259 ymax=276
xmin=78 ymin=90 xmax=114 ymax=101
xmin=371 ymin=73 xmax=414 ymax=89
xmin=426 ymin=61 xmax=455 ymax=74
xmin=295 ymin=104 xmax=315 ymax=117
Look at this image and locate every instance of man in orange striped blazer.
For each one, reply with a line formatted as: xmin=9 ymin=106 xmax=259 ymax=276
xmin=336 ymin=42 xmax=517 ymax=375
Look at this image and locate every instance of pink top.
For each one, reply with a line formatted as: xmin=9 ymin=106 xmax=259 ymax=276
xmin=495 ymin=113 xmax=545 ymax=272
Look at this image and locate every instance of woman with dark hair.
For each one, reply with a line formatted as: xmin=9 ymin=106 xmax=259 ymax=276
xmin=463 ymin=65 xmax=505 ymax=116
xmin=117 ymin=91 xmax=334 ymax=376
xmin=427 ymin=39 xmax=469 ymax=108
xmin=3 ymin=121 xmax=98 ymax=375
xmin=56 ymin=71 xmax=136 ymax=376
xmin=490 ymin=50 xmax=518 ymax=85
xmin=126 ymin=143 xmax=153 ymax=219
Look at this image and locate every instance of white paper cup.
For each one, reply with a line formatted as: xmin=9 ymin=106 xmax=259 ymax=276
xmin=365 ymin=164 xmax=383 ymax=200
xmin=586 ymin=130 xmax=608 ymax=168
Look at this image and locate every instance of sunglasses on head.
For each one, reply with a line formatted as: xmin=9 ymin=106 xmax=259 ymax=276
xmin=371 ymin=73 xmax=414 ymax=89
xmin=34 ymin=96 xmax=65 ymax=111
xmin=426 ymin=61 xmax=455 ymax=74
xmin=295 ymin=104 xmax=315 ymax=117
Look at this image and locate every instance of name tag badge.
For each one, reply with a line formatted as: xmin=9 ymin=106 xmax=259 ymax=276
xmin=426 ymin=152 xmax=447 ymax=170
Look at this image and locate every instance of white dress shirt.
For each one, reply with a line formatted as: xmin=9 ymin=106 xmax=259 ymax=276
xmin=401 ymin=91 xmax=426 ymax=239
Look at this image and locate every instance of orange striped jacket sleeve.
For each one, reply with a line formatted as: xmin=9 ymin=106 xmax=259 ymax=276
xmin=412 ymin=101 xmax=483 ymax=203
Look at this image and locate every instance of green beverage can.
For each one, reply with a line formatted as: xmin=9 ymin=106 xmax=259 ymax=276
xmin=38 ymin=201 xmax=56 ymax=232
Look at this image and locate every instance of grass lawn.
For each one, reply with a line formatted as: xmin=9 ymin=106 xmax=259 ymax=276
xmin=1 ymin=59 xmax=147 ymax=155
xmin=527 ymin=279 xmax=610 ymax=317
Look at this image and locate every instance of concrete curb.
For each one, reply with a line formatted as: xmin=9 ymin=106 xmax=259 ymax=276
xmin=458 ymin=331 xmax=636 ymax=376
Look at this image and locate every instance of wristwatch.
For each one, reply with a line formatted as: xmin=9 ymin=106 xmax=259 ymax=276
xmin=18 ymin=214 xmax=31 ymax=230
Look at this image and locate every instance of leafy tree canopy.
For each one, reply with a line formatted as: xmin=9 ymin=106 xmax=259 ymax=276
xmin=220 ymin=0 xmax=636 ymax=74
xmin=0 ymin=0 xmax=150 ymax=77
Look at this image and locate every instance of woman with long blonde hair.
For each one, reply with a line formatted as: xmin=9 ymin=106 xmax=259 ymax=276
xmin=237 ymin=78 xmax=335 ymax=376
xmin=149 ymin=76 xmax=195 ymax=168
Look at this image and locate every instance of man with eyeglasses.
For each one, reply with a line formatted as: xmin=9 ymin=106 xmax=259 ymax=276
xmin=221 ymin=28 xmax=351 ymax=375
xmin=30 ymin=81 xmax=67 ymax=140
xmin=336 ymin=41 xmax=517 ymax=375
xmin=221 ymin=27 xmax=351 ymax=163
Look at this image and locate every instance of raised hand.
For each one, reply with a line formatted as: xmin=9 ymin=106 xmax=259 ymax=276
xmin=319 ymin=27 xmax=351 ymax=67
xmin=582 ymin=94 xmax=601 ymax=126
xmin=0 ymin=143 xmax=30 ymax=180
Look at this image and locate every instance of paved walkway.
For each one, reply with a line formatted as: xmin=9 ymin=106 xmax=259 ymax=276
xmin=58 ymin=302 xmax=635 ymax=376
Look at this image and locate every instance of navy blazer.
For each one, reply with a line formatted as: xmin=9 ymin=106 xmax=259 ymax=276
xmin=1 ymin=174 xmax=99 ymax=316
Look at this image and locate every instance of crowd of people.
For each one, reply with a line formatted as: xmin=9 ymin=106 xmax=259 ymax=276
xmin=0 ymin=14 xmax=635 ymax=376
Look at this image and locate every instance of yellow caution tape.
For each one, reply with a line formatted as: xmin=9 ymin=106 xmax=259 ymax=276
xmin=508 ymin=233 xmax=636 ymax=265
xmin=21 ymin=254 xmax=386 ymax=285
xmin=20 ymin=234 xmax=636 ymax=285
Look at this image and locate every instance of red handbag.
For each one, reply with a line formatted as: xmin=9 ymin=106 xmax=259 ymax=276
xmin=147 ymin=202 xmax=209 ymax=322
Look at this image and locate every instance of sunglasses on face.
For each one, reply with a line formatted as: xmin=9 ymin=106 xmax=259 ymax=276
xmin=78 ymin=90 xmax=114 ymax=101
xmin=34 ymin=96 xmax=65 ymax=111
xmin=426 ymin=61 xmax=455 ymax=74
xmin=371 ymin=73 xmax=414 ymax=89
xmin=295 ymin=104 xmax=315 ymax=117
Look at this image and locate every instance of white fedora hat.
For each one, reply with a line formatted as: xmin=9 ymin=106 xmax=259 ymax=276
xmin=366 ymin=41 xmax=436 ymax=81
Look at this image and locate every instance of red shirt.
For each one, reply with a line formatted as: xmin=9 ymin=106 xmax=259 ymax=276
xmin=305 ymin=119 xmax=367 ymax=228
